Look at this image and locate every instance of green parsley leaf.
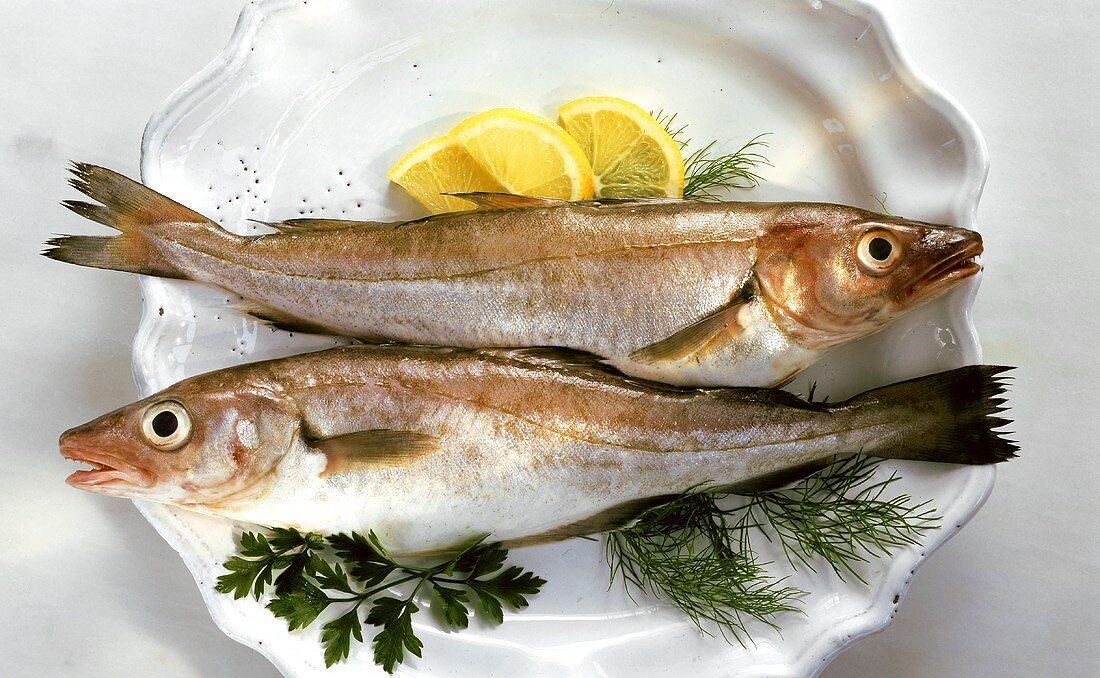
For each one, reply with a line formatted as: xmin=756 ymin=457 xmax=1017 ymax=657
xmin=268 ymin=527 xmax=319 ymax=552
xmin=215 ymin=554 xmax=267 ymax=600
xmin=465 ymin=565 xmax=546 ymax=623
xmin=366 ymin=597 xmax=423 ymax=674
xmin=273 ymin=549 xmax=315 ymax=596
xmin=309 ymin=554 xmax=356 ymax=595
xmin=327 ymin=531 xmax=396 ymax=588
xmin=267 ymin=579 xmax=331 ymax=631
xmin=430 ymin=583 xmax=471 ymax=629
xmin=215 ymin=530 xmax=314 ymax=601
xmin=320 ymin=608 xmax=364 ymax=668
xmin=454 ymin=539 xmax=506 ymax=577
xmin=238 ymin=531 xmax=273 ymax=558
xmin=217 ymin=528 xmax=544 ymax=672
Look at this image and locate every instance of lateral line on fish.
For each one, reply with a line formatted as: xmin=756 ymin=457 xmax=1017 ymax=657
xmin=278 ymin=378 xmax=719 ymax=453
xmin=380 ymin=378 xmax=886 ymax=456
xmin=168 ymin=235 xmax=754 ymax=284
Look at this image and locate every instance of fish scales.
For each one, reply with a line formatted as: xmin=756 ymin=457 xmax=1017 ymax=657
xmin=59 ymin=346 xmax=1016 ymax=555
xmin=47 ymin=164 xmax=985 ymax=387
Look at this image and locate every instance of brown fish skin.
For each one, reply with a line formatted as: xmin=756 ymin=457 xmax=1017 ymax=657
xmin=45 ymin=164 xmax=983 ymax=388
xmin=58 ymin=345 xmax=1015 ymax=555
xmin=754 ymin=206 xmax=983 ymax=349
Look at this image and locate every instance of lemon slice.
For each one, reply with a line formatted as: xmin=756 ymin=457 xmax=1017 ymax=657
xmin=450 ymin=108 xmax=595 ymax=201
xmin=557 ymin=96 xmax=684 ymax=199
xmin=387 ymin=135 xmax=507 ymax=214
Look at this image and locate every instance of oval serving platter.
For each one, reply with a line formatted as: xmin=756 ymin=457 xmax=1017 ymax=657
xmin=132 ymin=0 xmax=992 ymax=675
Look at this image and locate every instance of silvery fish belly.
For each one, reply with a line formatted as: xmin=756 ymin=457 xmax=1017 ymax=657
xmin=46 ymin=164 xmax=984 ymax=387
xmin=59 ymin=346 xmax=1016 ymax=555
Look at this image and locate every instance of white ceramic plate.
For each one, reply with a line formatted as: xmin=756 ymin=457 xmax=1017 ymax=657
xmin=133 ymin=0 xmax=991 ymax=675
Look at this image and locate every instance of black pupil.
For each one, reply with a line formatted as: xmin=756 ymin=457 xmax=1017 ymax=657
xmin=151 ymin=410 xmax=178 ymax=438
xmin=868 ymin=237 xmax=892 ymax=261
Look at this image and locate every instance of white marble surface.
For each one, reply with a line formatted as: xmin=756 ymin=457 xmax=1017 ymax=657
xmin=0 ymin=1 xmax=1096 ymax=677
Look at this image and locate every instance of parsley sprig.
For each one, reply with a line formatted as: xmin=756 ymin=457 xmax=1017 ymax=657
xmin=216 ymin=529 xmax=545 ymax=672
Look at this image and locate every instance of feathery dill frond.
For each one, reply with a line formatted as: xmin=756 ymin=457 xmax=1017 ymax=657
xmin=607 ymin=455 xmax=939 ymax=641
xmin=682 ymin=134 xmax=772 ymax=201
xmin=651 ymin=111 xmax=771 ymax=201
xmin=605 ymin=489 xmax=803 ymax=644
xmin=733 ymin=456 xmax=939 ymax=584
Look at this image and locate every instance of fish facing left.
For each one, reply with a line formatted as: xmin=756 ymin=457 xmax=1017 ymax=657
xmin=58 ymin=345 xmax=1016 ymax=555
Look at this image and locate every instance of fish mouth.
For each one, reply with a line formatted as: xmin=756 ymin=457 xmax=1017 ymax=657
xmin=906 ymin=239 xmax=984 ymax=302
xmin=62 ymin=447 xmax=156 ymax=490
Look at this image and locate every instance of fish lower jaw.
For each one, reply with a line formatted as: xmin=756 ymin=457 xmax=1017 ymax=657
xmin=906 ymin=242 xmax=984 ymax=302
xmin=66 ymin=466 xmax=136 ymax=488
xmin=61 ymin=449 xmax=156 ymax=491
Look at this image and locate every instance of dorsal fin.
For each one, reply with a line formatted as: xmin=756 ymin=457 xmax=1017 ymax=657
xmin=475 ymin=347 xmax=697 ymax=395
xmin=443 ymin=192 xmax=686 ymax=212
xmin=629 ymin=280 xmax=757 ymax=364
xmin=258 ymin=218 xmax=396 ymax=234
xmin=312 ymin=429 xmax=440 ymax=475
xmin=477 ymin=346 xmax=613 ymax=372
xmin=575 ymin=196 xmax=687 ymax=208
xmin=443 ymin=192 xmax=565 ymax=210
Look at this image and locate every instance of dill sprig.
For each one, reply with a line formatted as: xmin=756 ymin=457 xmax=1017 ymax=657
xmin=682 ymin=135 xmax=771 ymax=201
xmin=872 ymin=191 xmax=892 ymax=215
xmin=606 ymin=490 xmax=803 ymax=643
xmin=652 ymin=110 xmax=772 ymax=201
xmin=652 ymin=110 xmax=690 ymax=149
xmin=216 ymin=529 xmax=544 ymax=672
xmin=735 ymin=456 xmax=938 ymax=584
xmin=607 ymin=455 xmax=939 ymax=641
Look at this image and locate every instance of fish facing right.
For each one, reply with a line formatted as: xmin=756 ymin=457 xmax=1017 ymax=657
xmin=58 ymin=345 xmax=1016 ymax=556
xmin=46 ymin=164 xmax=983 ymax=388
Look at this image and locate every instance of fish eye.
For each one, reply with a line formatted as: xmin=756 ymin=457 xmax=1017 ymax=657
xmin=141 ymin=400 xmax=192 ymax=451
xmin=856 ymin=229 xmax=902 ymax=275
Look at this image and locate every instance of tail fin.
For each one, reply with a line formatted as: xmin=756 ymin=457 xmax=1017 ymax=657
xmin=831 ymin=365 xmax=1018 ymax=465
xmin=42 ymin=162 xmax=213 ymax=278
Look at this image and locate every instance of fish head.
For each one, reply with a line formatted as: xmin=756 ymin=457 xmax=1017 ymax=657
xmin=60 ymin=377 xmax=300 ymax=506
xmin=754 ymin=205 xmax=983 ymax=349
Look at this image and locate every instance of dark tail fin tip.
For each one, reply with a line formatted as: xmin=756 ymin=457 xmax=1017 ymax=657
xmin=925 ymin=364 xmax=1018 ymax=464
xmin=67 ymin=161 xmax=104 ymax=199
xmin=40 ymin=233 xmax=187 ymax=279
xmin=47 ymin=161 xmax=215 ymax=278
xmin=62 ymin=161 xmax=211 ymax=231
xmin=845 ymin=364 xmax=1019 ymax=466
xmin=61 ymin=199 xmax=115 ymax=229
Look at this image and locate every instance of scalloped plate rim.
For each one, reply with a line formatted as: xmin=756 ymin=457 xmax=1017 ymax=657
xmin=133 ymin=1 xmax=994 ymax=675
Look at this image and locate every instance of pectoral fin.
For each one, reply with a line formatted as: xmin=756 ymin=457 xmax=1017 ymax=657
xmin=630 ymin=279 xmax=759 ymax=364
xmin=312 ymin=429 xmax=440 ymax=475
xmin=443 ymin=192 xmax=565 ymax=210
xmin=259 ymin=218 xmax=393 ymax=234
xmin=630 ymin=303 xmax=749 ymax=364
